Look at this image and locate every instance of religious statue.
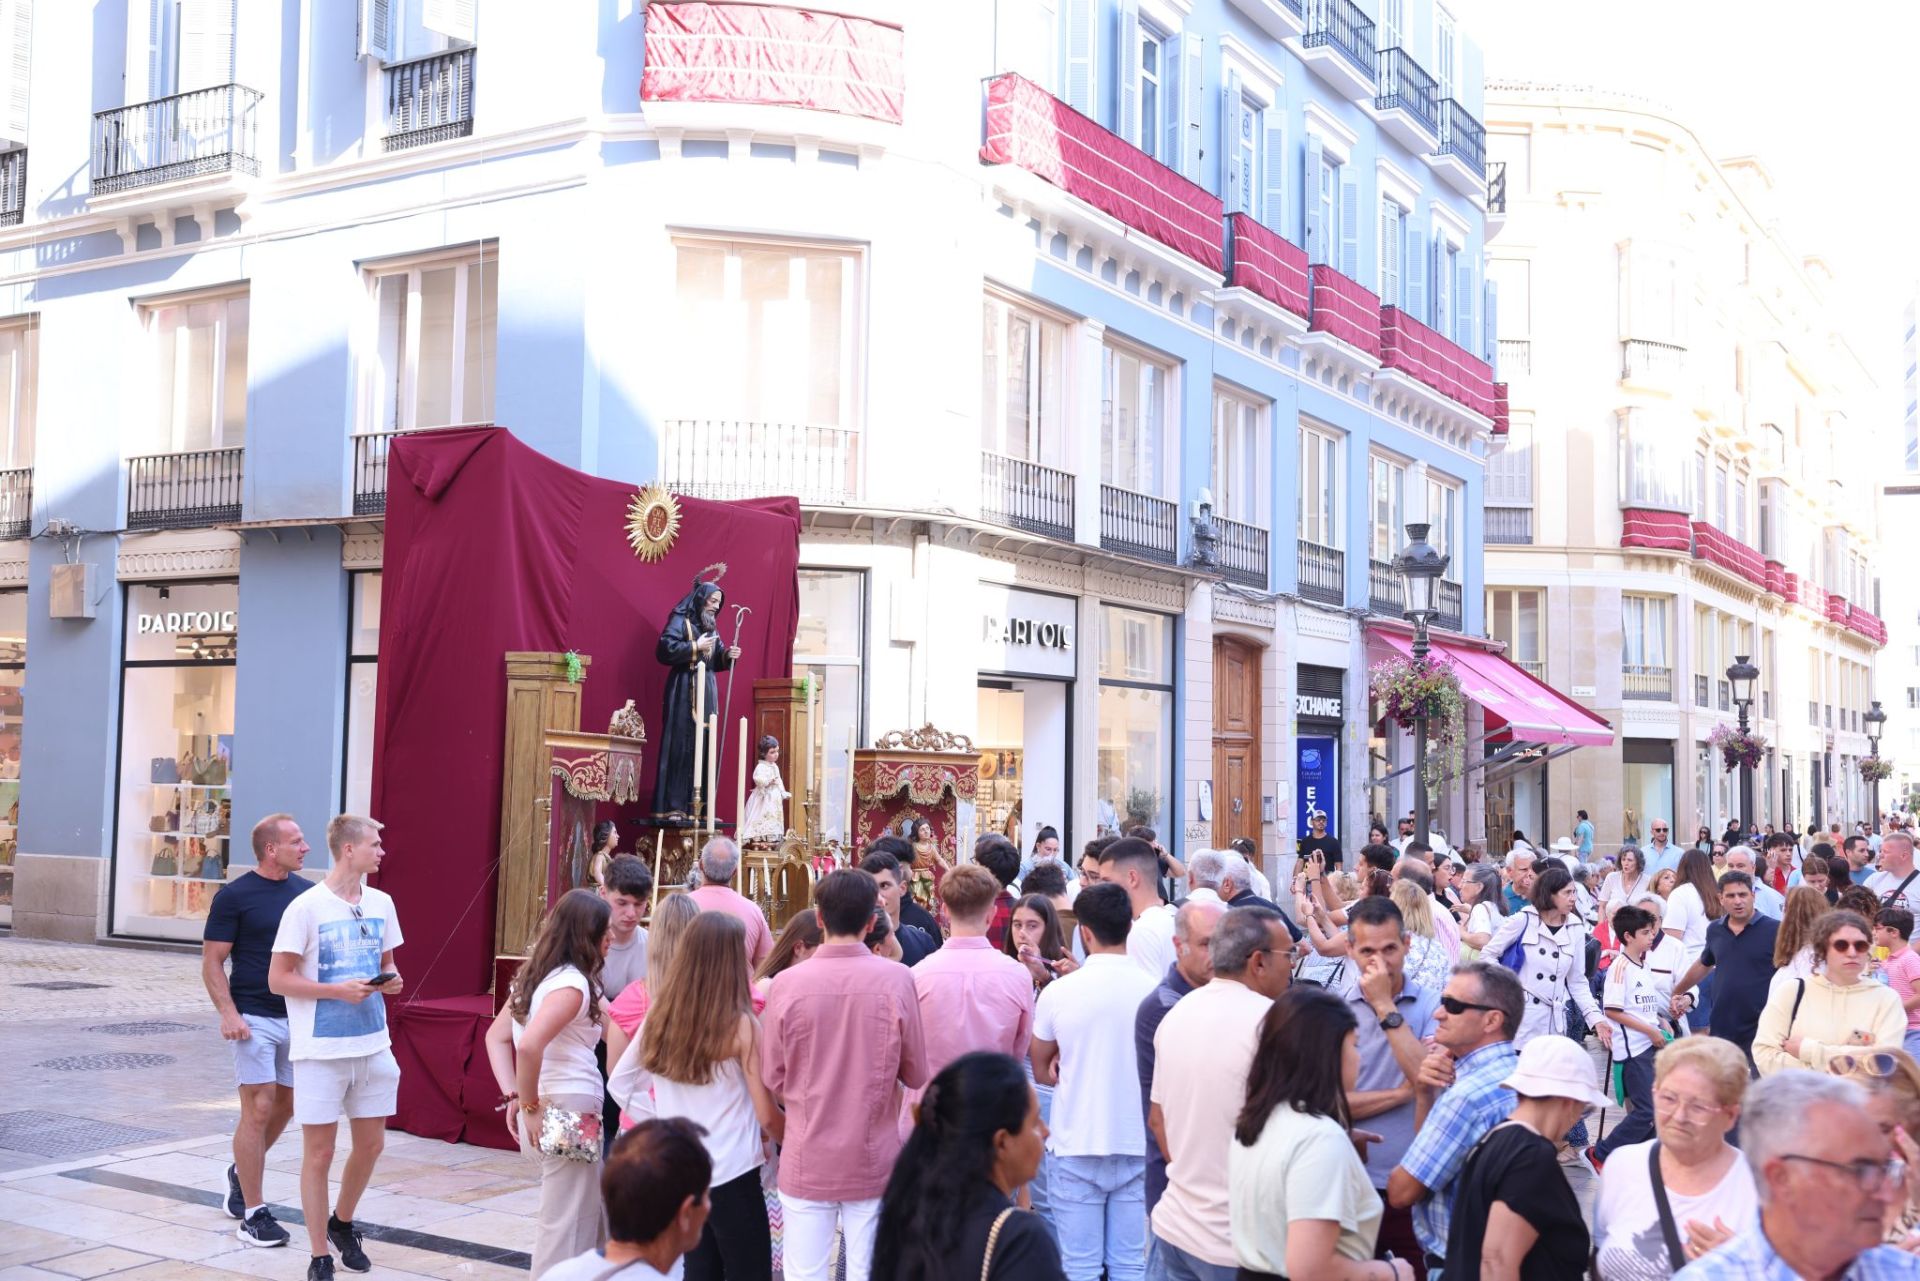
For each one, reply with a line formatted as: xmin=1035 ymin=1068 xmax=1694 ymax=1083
xmin=650 ymin=573 xmax=741 ymax=820
xmin=739 ymin=735 xmax=790 ymax=843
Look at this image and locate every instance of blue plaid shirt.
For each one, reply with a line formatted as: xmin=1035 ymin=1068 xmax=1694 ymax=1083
xmin=1677 ymin=1227 xmax=1920 ymax=1281
xmin=1398 ymin=1040 xmax=1519 ymax=1259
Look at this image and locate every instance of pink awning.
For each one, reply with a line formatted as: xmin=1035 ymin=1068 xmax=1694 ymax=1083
xmin=1376 ymin=632 xmax=1615 ymax=748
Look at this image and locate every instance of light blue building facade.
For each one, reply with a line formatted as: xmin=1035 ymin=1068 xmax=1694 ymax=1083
xmin=0 ymin=0 xmax=1496 ymax=942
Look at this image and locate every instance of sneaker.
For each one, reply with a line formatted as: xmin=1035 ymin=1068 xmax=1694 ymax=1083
xmin=237 ymin=1206 xmax=290 ymax=1248
xmin=327 ymin=1214 xmax=370 ymax=1273
xmin=1581 ymin=1146 xmax=1605 ymax=1175
xmin=306 ymin=1257 xmax=335 ymax=1281
xmin=222 ymin=1163 xmax=243 ymax=1220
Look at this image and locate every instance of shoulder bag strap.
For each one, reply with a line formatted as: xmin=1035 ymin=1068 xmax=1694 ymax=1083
xmin=1644 ymin=1140 xmax=1688 ymax=1274
xmin=1789 ymin=977 xmax=1806 ymax=1034
xmin=979 ymin=1206 xmax=1017 ymax=1281
xmin=1887 ymin=870 xmax=1920 ymax=905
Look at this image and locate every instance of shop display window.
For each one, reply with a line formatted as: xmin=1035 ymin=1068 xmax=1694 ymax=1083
xmin=112 ymin=583 xmax=237 ymax=941
xmin=1096 ymin=606 xmax=1173 ymax=839
xmin=344 ymin=572 xmax=380 ymax=815
xmin=795 ymin=569 xmax=864 ymax=844
xmin=0 ymin=592 xmax=22 ymax=922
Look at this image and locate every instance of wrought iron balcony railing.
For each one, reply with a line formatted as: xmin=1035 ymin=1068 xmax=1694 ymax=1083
xmin=1437 ymin=99 xmax=1485 ymax=172
xmin=1216 ymin=516 xmax=1269 ymax=588
xmin=1486 ymin=507 xmax=1532 ymax=545
xmin=1100 ymin=484 xmax=1178 ymax=565
xmin=1488 ymin=160 xmax=1507 ymax=214
xmin=1375 ymin=48 xmax=1440 ymax=137
xmin=663 ymin=420 xmax=860 ymax=505
xmin=385 ymin=49 xmax=476 ymax=152
xmin=92 ymin=85 xmax=262 ymax=195
xmin=1369 ymin=557 xmax=1404 ymax=614
xmin=1302 ymin=0 xmax=1376 ymax=81
xmin=1435 ymin=578 xmax=1463 ymax=631
xmin=127 ymin=448 xmax=243 ymax=531
xmin=0 ymin=149 xmax=23 ymax=226
xmin=981 ymin=453 xmax=1075 ymax=542
xmin=0 ymin=467 xmax=30 ymax=540
xmin=1298 ymin=539 xmax=1345 ymax=606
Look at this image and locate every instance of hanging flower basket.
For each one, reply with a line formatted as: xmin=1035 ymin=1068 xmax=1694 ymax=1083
xmin=1707 ymin=723 xmax=1767 ymax=773
xmin=1369 ymin=654 xmax=1467 ymax=793
xmin=1861 ymin=757 xmax=1895 ymax=784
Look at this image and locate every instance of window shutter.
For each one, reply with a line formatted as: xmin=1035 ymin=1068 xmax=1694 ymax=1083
xmin=1116 ymin=0 xmax=1138 ymax=141
xmin=1484 ymin=278 xmax=1498 ymax=366
xmin=358 ymin=0 xmax=394 ymax=63
xmin=422 ymin=0 xmax=475 ymax=42
xmin=1403 ymin=210 xmax=1423 ymax=321
xmin=1261 ymin=107 xmax=1286 ymax=233
xmin=1379 ymin=200 xmax=1400 ymax=306
xmin=124 ymin=0 xmax=160 ymax=102
xmin=1220 ymin=70 xmax=1242 ymax=212
xmin=1180 ymin=32 xmax=1202 ymax=182
xmin=1338 ymin=171 xmax=1359 ymax=278
xmin=1429 ymin=229 xmax=1445 ymax=331
xmin=1302 ymin=133 xmax=1326 ymax=263
xmin=1455 ymin=258 xmax=1473 ymax=349
xmin=176 ymin=0 xmax=234 ymax=94
xmin=0 ymin=0 xmax=29 ymax=147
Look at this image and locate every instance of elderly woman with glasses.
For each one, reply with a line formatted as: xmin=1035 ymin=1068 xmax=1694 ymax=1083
xmin=1753 ymin=910 xmax=1909 ymax=1076
xmin=1831 ymin=1048 xmax=1920 ymax=1244
xmin=1592 ymin=1037 xmax=1756 ymax=1276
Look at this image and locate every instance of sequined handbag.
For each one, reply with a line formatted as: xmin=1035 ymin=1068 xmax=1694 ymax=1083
xmin=536 ymin=1102 xmax=601 ymax=1163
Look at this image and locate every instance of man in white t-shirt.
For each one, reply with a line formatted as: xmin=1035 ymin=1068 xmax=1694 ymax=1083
xmin=1100 ymin=837 xmax=1176 ymax=977
xmin=1031 ymin=882 xmax=1160 ymax=1281
xmin=1867 ymin=832 xmax=1920 ymax=913
xmin=269 ymin=815 xmax=404 ymax=1281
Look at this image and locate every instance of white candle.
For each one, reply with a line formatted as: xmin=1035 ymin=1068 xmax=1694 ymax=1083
xmin=692 ymin=660 xmax=707 ymax=822
xmin=736 ymin=715 xmax=749 ymax=840
xmin=707 ymin=715 xmax=719 ymax=836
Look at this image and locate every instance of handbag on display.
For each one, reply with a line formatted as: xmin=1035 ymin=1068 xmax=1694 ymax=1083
xmin=198 ymin=847 xmax=225 ymax=880
xmin=149 ymin=842 xmax=179 ymax=877
xmin=216 ymin=800 xmax=231 ymax=837
xmin=150 ymin=757 xmax=180 ymax=785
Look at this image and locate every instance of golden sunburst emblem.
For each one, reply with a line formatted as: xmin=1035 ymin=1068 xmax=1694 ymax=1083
xmin=626 ymin=483 xmax=682 ymax=563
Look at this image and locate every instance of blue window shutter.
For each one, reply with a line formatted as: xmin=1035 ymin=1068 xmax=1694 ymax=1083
xmin=1485 ymin=278 xmax=1499 ymax=366
xmin=1181 ymin=32 xmax=1203 ymax=182
xmin=1403 ymin=210 xmax=1424 ymax=320
xmin=1456 ymin=259 xmax=1473 ymax=348
xmin=1262 ymin=107 xmax=1286 ymax=233
xmin=1303 ymin=134 xmax=1326 ymax=263
xmin=1062 ymin=0 xmax=1095 ymax=115
xmin=1339 ymin=170 xmax=1359 ymax=278
xmin=1221 ymin=69 xmax=1242 ymax=211
xmin=1116 ymin=0 xmax=1138 ymax=142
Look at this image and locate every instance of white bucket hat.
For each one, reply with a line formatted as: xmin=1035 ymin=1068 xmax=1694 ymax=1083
xmin=1498 ymin=1035 xmax=1611 ymax=1109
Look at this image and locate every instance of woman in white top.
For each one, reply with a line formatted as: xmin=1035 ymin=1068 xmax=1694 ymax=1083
xmin=1768 ymin=886 xmax=1830 ymax=993
xmin=610 ymin=910 xmax=783 ymax=1281
xmin=485 ymin=889 xmax=612 ymax=1278
xmin=1598 ymin=847 xmax=1648 ymax=928
xmin=1664 ymin=851 xmax=1724 ymax=1032
xmin=1390 ymin=880 xmax=1450 ymax=995
xmin=1457 ymin=864 xmax=1508 ymax=960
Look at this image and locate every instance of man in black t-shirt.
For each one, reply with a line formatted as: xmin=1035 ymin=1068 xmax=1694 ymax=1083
xmin=1297 ymin=810 xmax=1343 ymax=869
xmin=202 ymin=814 xmax=314 ymax=1247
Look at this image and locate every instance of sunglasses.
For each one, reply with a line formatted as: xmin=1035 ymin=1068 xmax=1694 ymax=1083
xmin=1833 ymin=1052 xmax=1904 ymax=1079
xmin=350 ymin=902 xmax=374 ymax=941
xmin=1440 ymin=995 xmax=1500 ymax=1016
xmin=1830 ymin=939 xmax=1873 ymax=955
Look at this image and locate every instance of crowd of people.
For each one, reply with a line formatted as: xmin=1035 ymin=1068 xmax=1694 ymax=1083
xmin=199 ymin=810 xmax=1920 ymax=1281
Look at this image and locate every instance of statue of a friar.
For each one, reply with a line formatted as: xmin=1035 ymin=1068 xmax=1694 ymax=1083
xmin=650 ymin=573 xmax=741 ymax=820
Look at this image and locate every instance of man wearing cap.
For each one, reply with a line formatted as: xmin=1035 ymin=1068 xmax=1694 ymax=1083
xmin=1444 ymin=1037 xmax=1608 ymax=1281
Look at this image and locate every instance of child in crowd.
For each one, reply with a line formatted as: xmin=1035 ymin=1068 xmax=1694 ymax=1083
xmin=1873 ymin=907 xmax=1920 ymax=1060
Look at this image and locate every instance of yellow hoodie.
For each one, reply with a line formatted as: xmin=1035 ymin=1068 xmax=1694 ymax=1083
xmin=1751 ymin=973 xmax=1908 ymax=1075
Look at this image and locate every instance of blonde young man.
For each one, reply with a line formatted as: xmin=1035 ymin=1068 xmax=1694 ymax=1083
xmin=268 ymin=816 xmax=404 ymax=1281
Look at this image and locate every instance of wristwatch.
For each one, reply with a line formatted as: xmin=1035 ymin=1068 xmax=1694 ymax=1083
xmin=1378 ymin=1011 xmax=1406 ymax=1032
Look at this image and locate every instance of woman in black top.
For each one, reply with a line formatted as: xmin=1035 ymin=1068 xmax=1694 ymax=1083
xmin=874 ymin=1052 xmax=1064 ymax=1281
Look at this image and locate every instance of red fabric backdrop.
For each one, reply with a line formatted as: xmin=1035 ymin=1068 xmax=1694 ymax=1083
xmin=370 ymin=427 xmax=800 ymax=1001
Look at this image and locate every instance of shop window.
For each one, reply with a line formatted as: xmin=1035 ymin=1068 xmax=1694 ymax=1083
xmin=794 ymin=568 xmax=865 ymax=844
xmin=144 ymin=292 xmax=248 ymax=453
xmin=1097 ymin=605 xmax=1173 ymax=839
xmin=364 ymin=246 xmax=498 ymax=434
xmin=343 ymin=572 xmax=381 ymax=816
xmin=0 ymin=592 xmax=21 ymax=923
xmin=112 ymin=582 xmax=238 ymax=942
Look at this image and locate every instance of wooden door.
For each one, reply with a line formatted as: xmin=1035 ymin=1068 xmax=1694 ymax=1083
xmin=1212 ymin=636 xmax=1261 ymax=849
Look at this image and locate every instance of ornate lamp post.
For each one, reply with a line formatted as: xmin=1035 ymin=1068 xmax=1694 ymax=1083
xmin=1867 ymin=699 xmax=1888 ymax=833
xmin=1393 ymin=523 xmax=1449 ymax=847
xmin=1727 ymin=654 xmax=1759 ymax=835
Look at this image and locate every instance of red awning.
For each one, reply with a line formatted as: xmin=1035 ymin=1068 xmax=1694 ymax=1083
xmin=1375 ymin=632 xmax=1615 ymax=748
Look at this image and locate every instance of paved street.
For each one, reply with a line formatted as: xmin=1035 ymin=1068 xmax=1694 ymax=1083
xmin=0 ymin=938 xmax=536 ymax=1279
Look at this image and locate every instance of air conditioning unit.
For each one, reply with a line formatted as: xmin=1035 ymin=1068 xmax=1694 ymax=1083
xmin=50 ymin=563 xmax=97 ymax=619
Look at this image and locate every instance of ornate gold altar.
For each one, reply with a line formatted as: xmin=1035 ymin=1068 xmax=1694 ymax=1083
xmin=851 ymin=726 xmax=978 ymax=860
xmin=545 ymin=724 xmax=649 ymax=908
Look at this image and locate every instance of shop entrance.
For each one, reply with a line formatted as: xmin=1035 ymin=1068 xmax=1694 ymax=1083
xmin=976 ymin=679 xmax=1070 ymax=852
xmin=1211 ymin=637 xmax=1261 ymax=849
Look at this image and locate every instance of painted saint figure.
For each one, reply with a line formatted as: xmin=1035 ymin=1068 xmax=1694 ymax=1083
xmin=650 ymin=579 xmax=740 ymax=819
xmin=740 ymin=735 xmax=790 ymax=843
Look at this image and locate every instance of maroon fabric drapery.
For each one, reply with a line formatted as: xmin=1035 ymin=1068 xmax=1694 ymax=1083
xmin=369 ymin=427 xmax=801 ymax=1001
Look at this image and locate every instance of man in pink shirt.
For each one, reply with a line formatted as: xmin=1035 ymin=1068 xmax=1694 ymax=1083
xmin=763 ymin=868 xmax=928 ymax=1281
xmin=685 ymin=836 xmax=773 ymax=968
xmin=899 ymin=863 xmax=1035 ymax=1137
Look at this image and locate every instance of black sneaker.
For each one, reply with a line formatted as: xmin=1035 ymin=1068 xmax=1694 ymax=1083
xmin=306 ymin=1257 xmax=335 ymax=1281
xmin=222 ymin=1162 xmax=243 ymax=1220
xmin=237 ymin=1206 xmax=289 ymax=1248
xmin=327 ymin=1214 xmax=370 ymax=1273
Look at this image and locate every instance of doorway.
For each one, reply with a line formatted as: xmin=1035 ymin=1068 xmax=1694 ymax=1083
xmin=976 ymin=680 xmax=1070 ymax=852
xmin=1211 ymin=636 xmax=1261 ymax=849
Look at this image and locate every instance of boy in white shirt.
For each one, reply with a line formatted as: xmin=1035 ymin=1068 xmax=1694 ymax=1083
xmin=1591 ymin=904 xmax=1672 ymax=1167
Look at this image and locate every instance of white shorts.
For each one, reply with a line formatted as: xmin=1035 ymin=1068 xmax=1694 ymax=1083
xmin=291 ymin=1048 xmax=401 ymax=1125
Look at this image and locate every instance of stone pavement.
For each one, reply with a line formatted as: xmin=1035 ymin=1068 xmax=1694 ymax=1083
xmin=0 ymin=937 xmax=539 ymax=1279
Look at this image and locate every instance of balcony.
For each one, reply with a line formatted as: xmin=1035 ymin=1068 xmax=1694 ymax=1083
xmin=1099 ymin=484 xmax=1178 ymax=565
xmin=1217 ymin=516 xmax=1269 ymax=589
xmin=1430 ymin=99 xmax=1486 ymax=197
xmin=91 ymin=85 xmax=262 ymax=196
xmin=0 ymin=149 xmax=22 ymax=226
xmin=1294 ymin=0 xmax=1376 ymax=100
xmin=350 ymin=427 xmax=495 ymax=516
xmin=1516 ymin=658 xmax=1546 ymax=681
xmin=981 ymin=453 xmax=1075 ymax=542
xmin=1308 ymin=265 xmax=1384 ymax=359
xmin=0 ymin=467 xmax=29 ymax=540
xmin=1436 ymin=578 xmax=1463 ymax=632
xmin=1623 ymin=664 xmax=1673 ymax=701
xmin=1368 ymin=558 xmax=1404 ymax=614
xmin=1620 ymin=508 xmax=1692 ymax=552
xmin=1225 ymin=0 xmax=1306 ymax=42
xmin=642 ymin=3 xmax=903 ymax=125
xmin=1621 ymin=338 xmax=1687 ymax=391
xmin=1488 ymin=161 xmax=1508 ymax=215
xmin=1379 ymin=306 xmax=1496 ymax=418
xmin=1225 ymin=213 xmax=1311 ymax=323
xmin=662 ymin=420 xmax=859 ymax=505
xmin=1691 ymin=522 xmax=1767 ymax=591
xmin=1373 ymin=48 xmax=1440 ymax=151
xmin=1497 ymin=338 xmax=1531 ymax=377
xmin=1485 ymin=507 xmax=1532 ymax=545
xmin=1297 ymin=540 xmax=1345 ymax=606
xmin=385 ymin=49 xmax=476 ymax=151
xmin=126 ymin=448 xmax=243 ymax=531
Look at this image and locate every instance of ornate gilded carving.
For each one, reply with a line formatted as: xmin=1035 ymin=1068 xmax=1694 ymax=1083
xmin=871 ymin=725 xmax=976 ymax=755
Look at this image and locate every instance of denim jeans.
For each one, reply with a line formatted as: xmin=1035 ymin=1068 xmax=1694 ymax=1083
xmin=1594 ymin=1045 xmax=1658 ymax=1160
xmin=1051 ymin=1153 xmax=1147 ymax=1281
xmin=1027 ymin=1083 xmax=1057 ymax=1240
xmin=1904 ymin=1029 xmax=1920 ymax=1062
xmin=1148 ymin=1235 xmax=1237 ymax=1281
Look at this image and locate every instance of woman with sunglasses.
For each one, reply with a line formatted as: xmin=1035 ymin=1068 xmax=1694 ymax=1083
xmin=1754 ymin=910 xmax=1908 ymax=1075
xmin=1593 ymin=1036 xmax=1755 ymax=1276
xmin=1832 ymin=1048 xmax=1920 ymax=1244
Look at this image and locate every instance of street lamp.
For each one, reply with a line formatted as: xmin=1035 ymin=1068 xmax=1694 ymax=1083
xmin=1727 ymin=654 xmax=1759 ymax=834
xmin=1867 ymin=699 xmax=1888 ymax=833
xmin=1394 ymin=523 xmax=1449 ymax=848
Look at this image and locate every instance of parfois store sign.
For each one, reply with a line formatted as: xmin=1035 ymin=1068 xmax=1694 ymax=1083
xmin=138 ymin=610 xmax=237 ymax=635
